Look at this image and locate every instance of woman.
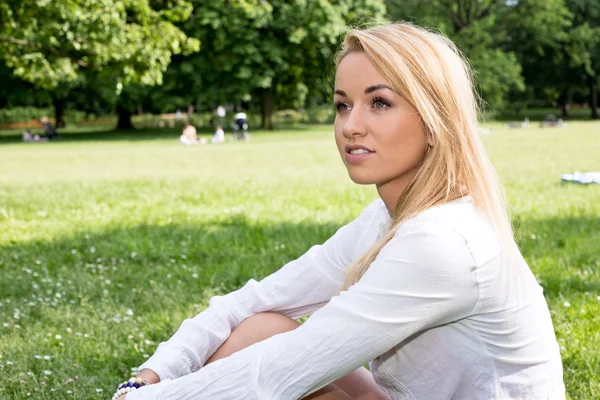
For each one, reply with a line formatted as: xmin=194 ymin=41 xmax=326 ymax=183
xmin=113 ymin=23 xmax=565 ymax=400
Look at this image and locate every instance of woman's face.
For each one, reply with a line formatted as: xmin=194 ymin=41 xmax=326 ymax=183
xmin=334 ymin=52 xmax=428 ymax=193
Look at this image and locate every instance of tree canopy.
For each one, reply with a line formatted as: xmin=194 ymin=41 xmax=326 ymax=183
xmin=0 ymin=0 xmax=199 ymax=126
xmin=1 ymin=0 xmax=598 ymax=129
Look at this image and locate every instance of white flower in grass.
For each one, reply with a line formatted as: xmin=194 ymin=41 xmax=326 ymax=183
xmin=192 ymin=273 xmax=198 ymax=278
xmin=597 ymin=296 xmax=600 ymax=301
xmin=66 ymin=390 xmax=72 ymax=394
xmin=34 ymin=355 xmax=42 ymax=359
xmin=90 ymin=247 xmax=96 ymax=253
xmin=6 ymin=361 xmax=13 ymax=365
xmin=43 ymin=370 xmax=52 ymax=375
xmin=96 ymin=388 xmax=103 ymax=393
xmin=44 ymin=355 xmax=51 ymax=360
xmin=563 ymin=301 xmax=570 ymax=307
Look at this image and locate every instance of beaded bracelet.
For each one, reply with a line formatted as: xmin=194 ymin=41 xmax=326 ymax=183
xmin=112 ymin=377 xmax=147 ymax=400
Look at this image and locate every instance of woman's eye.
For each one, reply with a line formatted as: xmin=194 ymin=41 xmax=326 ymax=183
xmin=334 ymin=102 xmax=350 ymax=112
xmin=372 ymin=98 xmax=390 ymax=109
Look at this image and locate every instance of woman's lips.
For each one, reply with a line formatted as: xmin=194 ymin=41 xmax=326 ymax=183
xmin=344 ymin=146 xmax=375 ymax=164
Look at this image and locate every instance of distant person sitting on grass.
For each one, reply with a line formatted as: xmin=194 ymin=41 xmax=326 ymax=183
xmin=112 ymin=23 xmax=565 ymax=400
xmin=180 ymin=123 xmax=206 ymax=145
xmin=211 ymin=124 xmax=225 ymax=143
xmin=22 ymin=129 xmax=34 ymax=142
xmin=40 ymin=116 xmax=58 ymax=140
xmin=22 ymin=129 xmax=48 ymax=143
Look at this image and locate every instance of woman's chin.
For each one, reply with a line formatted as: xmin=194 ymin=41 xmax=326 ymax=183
xmin=347 ymin=172 xmax=377 ymax=185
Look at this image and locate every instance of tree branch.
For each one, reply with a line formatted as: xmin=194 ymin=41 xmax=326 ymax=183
xmin=436 ymin=0 xmax=465 ymax=32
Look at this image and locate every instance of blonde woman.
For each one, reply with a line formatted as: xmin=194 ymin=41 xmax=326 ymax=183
xmin=114 ymin=23 xmax=565 ymax=400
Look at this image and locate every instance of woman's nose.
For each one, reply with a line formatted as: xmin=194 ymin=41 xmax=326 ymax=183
xmin=342 ymin=109 xmax=367 ymax=139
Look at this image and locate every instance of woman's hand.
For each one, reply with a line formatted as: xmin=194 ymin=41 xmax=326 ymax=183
xmin=114 ymin=369 xmax=160 ymax=400
xmin=137 ymin=369 xmax=160 ymax=385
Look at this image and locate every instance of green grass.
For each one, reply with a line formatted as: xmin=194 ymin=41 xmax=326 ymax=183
xmin=0 ymin=122 xmax=599 ymax=399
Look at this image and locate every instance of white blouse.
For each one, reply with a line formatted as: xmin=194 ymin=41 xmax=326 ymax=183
xmin=128 ymin=197 xmax=565 ymax=400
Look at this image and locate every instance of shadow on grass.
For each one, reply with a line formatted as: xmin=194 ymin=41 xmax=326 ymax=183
xmin=2 ymin=213 xmax=598 ymax=305
xmin=0 ymin=216 xmax=341 ymax=306
xmin=514 ymin=215 xmax=600 ymax=299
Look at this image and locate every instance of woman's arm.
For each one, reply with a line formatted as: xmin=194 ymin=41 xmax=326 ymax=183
xmin=126 ymin=220 xmax=481 ymax=400
xmin=133 ymin=200 xmax=383 ymax=383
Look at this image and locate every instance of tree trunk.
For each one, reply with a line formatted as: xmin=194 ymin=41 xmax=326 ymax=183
xmin=558 ymin=87 xmax=570 ymax=118
xmin=260 ymin=87 xmax=276 ymax=130
xmin=589 ymin=76 xmax=598 ymax=120
xmin=116 ymin=103 xmax=134 ymax=130
xmin=53 ymin=97 xmax=66 ymax=128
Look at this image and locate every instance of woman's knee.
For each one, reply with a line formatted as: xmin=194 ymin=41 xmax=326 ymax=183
xmin=206 ymin=312 xmax=300 ymax=364
xmin=239 ymin=312 xmax=301 ymax=335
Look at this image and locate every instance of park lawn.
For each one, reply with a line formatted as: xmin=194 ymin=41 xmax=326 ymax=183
xmin=0 ymin=122 xmax=598 ymax=399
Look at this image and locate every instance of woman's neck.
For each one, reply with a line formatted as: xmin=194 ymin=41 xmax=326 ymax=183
xmin=376 ymin=173 xmax=415 ymax=214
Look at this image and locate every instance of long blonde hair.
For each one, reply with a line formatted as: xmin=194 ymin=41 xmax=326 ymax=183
xmin=339 ymin=23 xmax=515 ymax=290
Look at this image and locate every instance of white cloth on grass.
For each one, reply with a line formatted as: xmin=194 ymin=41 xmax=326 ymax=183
xmin=561 ymin=171 xmax=600 ymax=185
xmin=129 ymin=197 xmax=565 ymax=400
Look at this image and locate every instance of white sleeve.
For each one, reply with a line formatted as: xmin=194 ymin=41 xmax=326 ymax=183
xmin=128 ymin=221 xmax=480 ymax=400
xmin=136 ymin=201 xmax=381 ymax=381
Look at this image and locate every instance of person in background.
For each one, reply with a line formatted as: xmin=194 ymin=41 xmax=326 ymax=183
xmin=22 ymin=129 xmax=34 ymax=142
xmin=233 ymin=111 xmax=249 ymax=141
xmin=40 ymin=116 xmax=58 ymax=140
xmin=180 ymin=123 xmax=206 ymax=145
xmin=211 ymin=124 xmax=225 ymax=143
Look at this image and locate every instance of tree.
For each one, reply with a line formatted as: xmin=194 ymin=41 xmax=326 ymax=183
xmin=0 ymin=0 xmax=200 ymax=129
xmin=564 ymin=0 xmax=600 ymax=119
xmin=386 ymin=0 xmax=573 ymax=111
xmin=166 ymin=0 xmax=386 ymax=130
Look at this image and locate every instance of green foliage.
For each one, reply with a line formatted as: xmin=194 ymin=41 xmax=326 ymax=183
xmin=0 ymin=123 xmax=599 ymax=398
xmin=387 ymin=0 xmax=569 ymax=109
xmin=161 ymin=0 xmax=386 ymax=127
xmin=0 ymin=106 xmax=51 ymax=125
xmin=0 ymin=0 xmax=200 ymax=89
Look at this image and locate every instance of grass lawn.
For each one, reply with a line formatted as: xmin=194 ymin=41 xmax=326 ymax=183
xmin=0 ymin=122 xmax=598 ymax=399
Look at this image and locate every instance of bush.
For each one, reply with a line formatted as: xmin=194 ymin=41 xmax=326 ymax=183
xmin=0 ymin=107 xmax=87 ymax=126
xmin=0 ymin=107 xmax=52 ymax=125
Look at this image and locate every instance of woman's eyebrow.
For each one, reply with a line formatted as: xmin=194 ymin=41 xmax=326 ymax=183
xmin=334 ymin=85 xmax=395 ymax=97
xmin=364 ymin=84 xmax=394 ymax=94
